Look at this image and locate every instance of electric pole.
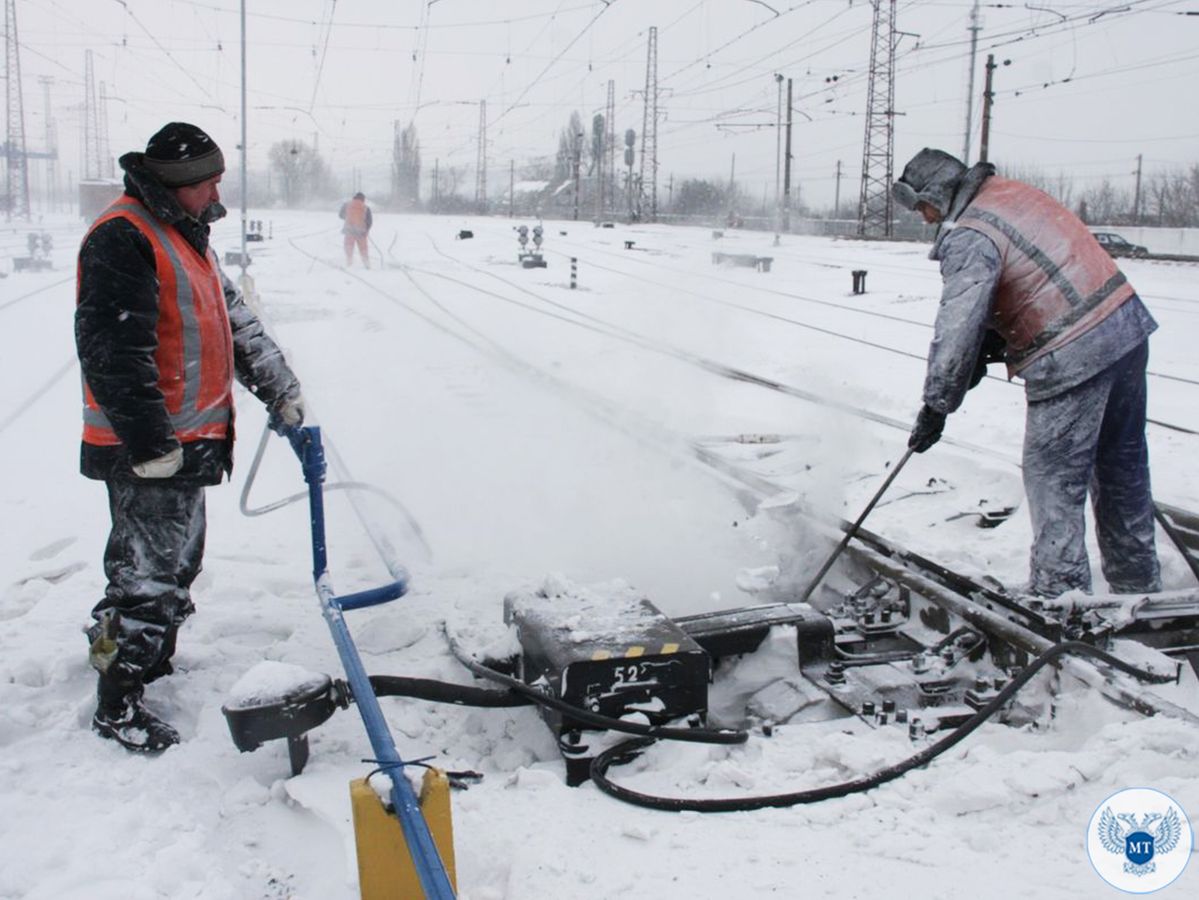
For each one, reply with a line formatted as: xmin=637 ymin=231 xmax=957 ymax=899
xmin=623 ymin=128 xmax=636 ymax=221
xmin=835 ymin=160 xmax=842 ymax=219
xmin=979 ymin=54 xmax=1009 ymax=164
xmin=1132 ymin=154 xmax=1143 ymax=224
xmin=82 ymin=50 xmax=102 ymax=180
xmin=475 ymin=100 xmax=487 ymax=213
xmin=592 ymin=112 xmax=604 ymax=224
xmin=962 ymin=0 xmax=981 ymax=163
xmin=604 ymin=79 xmax=615 ymax=218
xmin=572 ymin=129 xmax=582 ymax=221
xmin=510 ymin=159 xmax=515 ymax=218
xmin=978 ymin=54 xmax=1007 ymax=164
xmin=39 ymin=75 xmax=56 ymax=212
xmin=638 ymin=26 xmax=658 ymax=222
xmin=979 ymin=54 xmax=995 ymax=163
xmin=4 ymin=0 xmax=30 ymax=219
xmin=728 ymin=152 xmax=736 ymax=216
xmin=774 ymin=73 xmax=783 ymax=243
xmin=240 ymin=0 xmax=247 ymax=276
xmin=782 ymin=77 xmax=793 ymax=232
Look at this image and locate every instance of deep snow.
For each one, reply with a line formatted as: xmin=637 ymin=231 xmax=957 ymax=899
xmin=0 ymin=210 xmax=1196 ymax=898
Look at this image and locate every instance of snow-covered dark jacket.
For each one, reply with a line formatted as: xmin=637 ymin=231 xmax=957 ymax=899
xmin=922 ymin=166 xmax=1156 ymax=413
xmin=75 ymin=152 xmax=301 ymax=484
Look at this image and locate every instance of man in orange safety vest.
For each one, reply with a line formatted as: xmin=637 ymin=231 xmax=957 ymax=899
xmin=76 ymin=122 xmax=305 ymax=753
xmin=339 ymin=191 xmax=373 ymax=267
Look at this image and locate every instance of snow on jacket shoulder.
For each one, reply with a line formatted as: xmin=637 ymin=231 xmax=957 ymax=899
xmin=922 ymin=226 xmax=1002 ymax=415
xmin=954 ymin=177 xmax=1135 ymax=374
xmin=923 ymin=224 xmax=1157 ymax=410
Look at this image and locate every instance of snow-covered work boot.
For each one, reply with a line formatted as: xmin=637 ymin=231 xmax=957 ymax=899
xmin=92 ymin=688 xmax=180 ymax=753
xmin=87 ymin=606 xmax=184 ymax=752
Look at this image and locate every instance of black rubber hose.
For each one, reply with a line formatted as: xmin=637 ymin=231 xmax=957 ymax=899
xmin=367 ymin=674 xmax=532 ymax=707
xmin=590 ymin=640 xmax=1178 ymax=812
xmin=445 ymin=628 xmax=748 ymax=746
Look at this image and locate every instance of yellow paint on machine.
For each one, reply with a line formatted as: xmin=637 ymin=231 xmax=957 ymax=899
xmin=350 ymin=768 xmax=457 ymax=899
xmin=591 ymin=643 xmax=681 ymax=661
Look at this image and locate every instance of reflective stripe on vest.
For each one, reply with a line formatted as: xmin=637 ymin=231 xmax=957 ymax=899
xmin=80 ymin=197 xmax=233 ymax=445
xmin=955 ymin=177 xmax=1134 ymax=374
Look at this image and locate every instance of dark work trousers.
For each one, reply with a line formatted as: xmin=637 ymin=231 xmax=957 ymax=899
xmin=1023 ymin=339 xmax=1160 ymax=597
xmin=90 ymin=478 xmax=206 ymax=698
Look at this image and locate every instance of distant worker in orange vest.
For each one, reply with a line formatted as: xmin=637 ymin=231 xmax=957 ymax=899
xmin=339 ymin=191 xmax=373 ymax=268
xmin=76 ymin=122 xmax=304 ymax=753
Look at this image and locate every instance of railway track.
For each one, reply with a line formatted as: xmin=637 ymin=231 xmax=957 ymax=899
xmin=284 ymin=229 xmax=1199 ymax=575
xmin=544 ymin=233 xmax=1199 ymax=401
xmin=271 ymin=229 xmax=1199 ymax=774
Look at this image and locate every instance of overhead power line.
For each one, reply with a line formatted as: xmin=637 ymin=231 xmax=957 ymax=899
xmin=109 ymin=0 xmax=222 ymax=108
xmin=308 ymin=0 xmax=338 ymax=114
xmin=492 ymin=0 xmax=615 ymax=129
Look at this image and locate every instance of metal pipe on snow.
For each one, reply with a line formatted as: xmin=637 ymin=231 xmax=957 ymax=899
xmin=287 ymin=426 xmax=456 ymax=899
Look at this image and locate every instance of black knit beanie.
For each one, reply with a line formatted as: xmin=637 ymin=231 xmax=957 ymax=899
xmin=143 ymin=122 xmax=225 ymax=188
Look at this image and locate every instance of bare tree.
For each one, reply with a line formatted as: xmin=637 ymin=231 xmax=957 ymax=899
xmin=590 ymin=114 xmax=605 ymax=176
xmin=554 ymin=111 xmax=584 ymax=185
xmin=267 ymin=140 xmax=331 ymax=207
xmin=1146 ymin=165 xmax=1199 ymax=227
xmin=391 ymin=121 xmax=421 ymax=210
xmin=1080 ymin=179 xmax=1132 ymax=225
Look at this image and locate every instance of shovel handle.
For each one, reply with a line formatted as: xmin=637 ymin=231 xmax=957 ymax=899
xmin=799 ymin=447 xmax=916 ymax=603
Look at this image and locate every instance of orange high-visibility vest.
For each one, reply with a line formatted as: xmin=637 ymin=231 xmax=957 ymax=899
xmin=79 ymin=195 xmax=234 ymax=447
xmin=342 ymin=197 xmax=368 ymax=234
xmin=953 ymin=177 xmax=1134 ymax=375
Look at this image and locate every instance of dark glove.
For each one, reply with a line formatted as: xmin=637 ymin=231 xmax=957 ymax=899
xmin=968 ymin=329 xmax=1007 ymax=389
xmin=909 ymin=405 xmax=947 ymax=453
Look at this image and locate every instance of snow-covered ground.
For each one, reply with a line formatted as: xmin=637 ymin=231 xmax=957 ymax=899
xmin=1 ymin=210 xmax=1196 ymax=898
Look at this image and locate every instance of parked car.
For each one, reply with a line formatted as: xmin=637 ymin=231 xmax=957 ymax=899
xmin=1092 ymin=231 xmax=1149 ymax=259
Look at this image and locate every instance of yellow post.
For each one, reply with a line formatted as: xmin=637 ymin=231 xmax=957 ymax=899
xmin=350 ymin=769 xmax=457 ymax=899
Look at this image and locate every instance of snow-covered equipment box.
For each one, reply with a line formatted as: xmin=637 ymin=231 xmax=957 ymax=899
xmin=504 ymin=584 xmax=709 ymax=784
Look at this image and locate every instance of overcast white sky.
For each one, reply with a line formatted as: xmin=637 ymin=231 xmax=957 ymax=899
xmin=15 ymin=0 xmax=1199 ymax=208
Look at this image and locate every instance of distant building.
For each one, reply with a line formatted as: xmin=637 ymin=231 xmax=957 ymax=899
xmin=79 ymin=180 xmax=124 ymax=222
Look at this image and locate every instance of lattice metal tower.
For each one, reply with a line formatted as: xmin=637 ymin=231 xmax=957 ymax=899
xmin=604 ymin=79 xmax=615 ymax=218
xmin=638 ymin=26 xmax=658 ymax=222
xmin=856 ymin=0 xmax=897 ymax=238
xmin=82 ymin=50 xmax=103 ymax=180
xmin=474 ymin=99 xmax=487 ymax=211
xmin=4 ymin=0 xmax=30 ymax=220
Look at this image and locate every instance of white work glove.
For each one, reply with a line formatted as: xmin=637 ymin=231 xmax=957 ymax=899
xmin=279 ymin=395 xmax=304 ymax=427
xmin=132 ymin=446 xmax=183 ymax=479
xmin=269 ymin=393 xmax=305 ymax=434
